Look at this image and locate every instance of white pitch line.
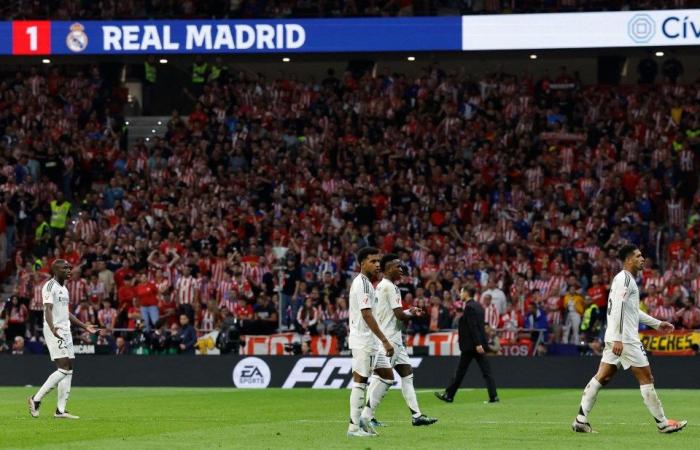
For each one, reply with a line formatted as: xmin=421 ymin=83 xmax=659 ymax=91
xmin=291 ymin=419 xmax=671 ymax=426
xmin=415 ymin=389 xmax=473 ymax=394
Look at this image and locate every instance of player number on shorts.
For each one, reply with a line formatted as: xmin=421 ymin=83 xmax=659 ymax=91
xmin=26 ymin=26 xmax=37 ymax=51
xmin=607 ymin=296 xmax=612 ymax=315
xmin=57 ymin=338 xmax=66 ymax=350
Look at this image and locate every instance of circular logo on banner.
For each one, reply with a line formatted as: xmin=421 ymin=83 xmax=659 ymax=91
xmin=232 ymin=357 xmax=271 ymax=388
xmin=628 ymin=14 xmax=656 ymax=44
xmin=66 ymin=23 xmax=89 ymax=52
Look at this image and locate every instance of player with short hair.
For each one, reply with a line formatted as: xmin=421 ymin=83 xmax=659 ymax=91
xmin=347 ymin=247 xmax=394 ymax=438
xmin=28 ymin=259 xmax=99 ymax=419
xmin=360 ymin=253 xmax=437 ymax=427
xmin=572 ymin=244 xmax=687 ymax=434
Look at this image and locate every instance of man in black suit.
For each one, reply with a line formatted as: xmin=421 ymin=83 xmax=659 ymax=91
xmin=435 ymin=287 xmax=499 ymax=403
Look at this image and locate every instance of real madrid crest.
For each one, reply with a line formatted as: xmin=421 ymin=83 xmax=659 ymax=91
xmin=66 ymin=23 xmax=88 ymax=52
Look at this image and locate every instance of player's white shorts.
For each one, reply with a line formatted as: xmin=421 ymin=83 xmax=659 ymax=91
xmin=351 ymin=346 xmax=377 ymax=378
xmin=375 ymin=343 xmax=410 ymax=369
xmin=43 ymin=325 xmax=75 ymax=360
xmin=601 ymin=341 xmax=648 ymax=370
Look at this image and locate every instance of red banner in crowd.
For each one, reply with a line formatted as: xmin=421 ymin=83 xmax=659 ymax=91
xmin=407 ymin=331 xmax=533 ymax=356
xmin=242 ymin=333 xmax=338 ymax=356
xmin=639 ymin=330 xmax=700 ymax=356
xmin=239 ymin=331 xmax=538 ymax=356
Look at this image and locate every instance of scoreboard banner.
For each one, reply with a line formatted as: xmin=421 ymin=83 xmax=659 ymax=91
xmin=4 ymin=18 xmax=461 ymax=55
xmin=640 ymin=330 xmax=700 ymax=356
xmin=2 ymin=10 xmax=700 ymax=55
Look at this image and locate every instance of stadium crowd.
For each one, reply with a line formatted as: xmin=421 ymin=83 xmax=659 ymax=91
xmin=2 ymin=55 xmax=700 ymax=355
xmin=5 ymin=0 xmax=697 ymax=20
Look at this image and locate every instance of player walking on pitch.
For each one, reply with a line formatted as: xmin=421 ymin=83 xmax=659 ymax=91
xmin=28 ymin=259 xmax=100 ymax=419
xmin=347 ymin=247 xmax=394 ymax=437
xmin=361 ymin=254 xmax=437 ymax=428
xmin=572 ymin=245 xmax=687 ymax=434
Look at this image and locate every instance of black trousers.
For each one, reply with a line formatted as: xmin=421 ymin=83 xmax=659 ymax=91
xmin=445 ymin=351 xmax=498 ymax=400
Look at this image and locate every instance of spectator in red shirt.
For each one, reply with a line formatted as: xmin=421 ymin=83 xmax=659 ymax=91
xmin=135 ymin=272 xmax=159 ymax=331
xmin=675 ymin=297 xmax=700 ymax=329
xmin=586 ymin=274 xmax=607 ymax=310
xmin=117 ymin=274 xmax=137 ymax=309
xmin=3 ymin=295 xmax=28 ymax=341
xmin=114 ymin=259 xmax=136 ymax=288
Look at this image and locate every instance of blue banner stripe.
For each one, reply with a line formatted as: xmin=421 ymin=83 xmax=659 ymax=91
xmin=24 ymin=18 xmax=461 ymax=55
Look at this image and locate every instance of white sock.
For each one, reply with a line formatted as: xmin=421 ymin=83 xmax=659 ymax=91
xmin=640 ymin=384 xmax=668 ymax=428
xmin=361 ymin=375 xmax=380 ymax=419
xmin=576 ymin=377 xmax=602 ymax=422
xmin=361 ymin=377 xmax=392 ymax=420
xmin=34 ymin=369 xmax=68 ymax=402
xmin=57 ymin=370 xmax=73 ymax=413
xmin=401 ymin=374 xmax=422 ymax=418
xmin=349 ymin=382 xmax=367 ymax=426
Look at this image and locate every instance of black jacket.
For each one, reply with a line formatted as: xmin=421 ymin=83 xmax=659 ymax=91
xmin=458 ymin=299 xmax=488 ymax=352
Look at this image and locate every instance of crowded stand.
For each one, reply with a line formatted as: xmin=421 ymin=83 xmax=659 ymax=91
xmin=1 ymin=55 xmax=700 ymax=356
xmin=5 ymin=0 xmax=699 ymax=19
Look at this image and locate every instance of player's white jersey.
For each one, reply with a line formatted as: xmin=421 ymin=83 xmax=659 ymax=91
xmin=348 ymin=273 xmax=378 ymax=350
xmin=374 ymin=278 xmax=403 ymax=345
xmin=42 ymin=278 xmax=71 ymax=330
xmin=605 ymin=270 xmax=660 ymax=344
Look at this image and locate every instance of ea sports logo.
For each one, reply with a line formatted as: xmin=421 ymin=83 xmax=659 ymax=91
xmin=628 ymin=14 xmax=656 ymax=44
xmin=232 ymin=357 xmax=271 ymax=388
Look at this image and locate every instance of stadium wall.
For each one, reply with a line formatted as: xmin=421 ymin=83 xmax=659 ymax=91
xmin=3 ymin=356 xmax=699 ymax=389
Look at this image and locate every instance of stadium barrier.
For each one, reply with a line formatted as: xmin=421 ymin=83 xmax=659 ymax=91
xmin=3 ymin=355 xmax=699 ymax=389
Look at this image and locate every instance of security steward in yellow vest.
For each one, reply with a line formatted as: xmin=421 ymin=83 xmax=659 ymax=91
xmin=49 ymin=192 xmax=71 ymax=236
xmin=144 ymin=59 xmax=157 ymax=84
xmin=192 ymin=56 xmax=208 ymax=86
xmin=579 ymin=295 xmax=601 ymax=342
xmin=34 ymin=213 xmax=51 ymax=257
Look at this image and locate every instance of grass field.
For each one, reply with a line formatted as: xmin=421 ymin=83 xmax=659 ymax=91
xmin=0 ymin=387 xmax=696 ymax=449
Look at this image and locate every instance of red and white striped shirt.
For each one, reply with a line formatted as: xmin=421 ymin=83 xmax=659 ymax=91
xmin=525 ymin=167 xmax=543 ymax=192
xmin=16 ymin=270 xmax=33 ymax=298
xmin=680 ymin=149 xmax=694 ymax=172
xmin=644 ymin=275 xmax=665 ymax=290
xmin=652 ymin=304 xmax=676 ymax=322
xmin=499 ymin=312 xmax=520 ymax=342
xmin=644 ymin=295 xmax=664 ymax=313
xmin=66 ymin=278 xmax=88 ymax=307
xmin=98 ymin=307 xmax=118 ymax=329
xmin=533 ymin=278 xmax=555 ymax=296
xmin=667 ymin=200 xmax=684 ymax=227
xmin=690 ymin=278 xmax=700 ymax=303
xmin=546 ymin=296 xmax=562 ymax=326
xmin=512 ymin=260 xmax=531 ymax=275
xmin=243 ymin=264 xmax=264 ymax=287
xmin=677 ymin=307 xmax=700 ymax=329
xmin=483 ymin=303 xmax=500 ymax=329
xmin=208 ymin=258 xmax=226 ymax=285
xmin=175 ymin=276 xmax=200 ymax=305
xmin=74 ymin=219 xmax=98 ymax=242
xmin=31 ymin=282 xmax=45 ymax=311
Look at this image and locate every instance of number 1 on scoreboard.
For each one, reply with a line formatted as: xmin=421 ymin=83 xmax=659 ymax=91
xmin=12 ymin=21 xmax=51 ymax=55
xmin=26 ymin=25 xmax=37 ymax=51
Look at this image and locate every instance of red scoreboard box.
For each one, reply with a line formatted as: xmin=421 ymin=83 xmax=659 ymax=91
xmin=12 ymin=21 xmax=51 ymax=55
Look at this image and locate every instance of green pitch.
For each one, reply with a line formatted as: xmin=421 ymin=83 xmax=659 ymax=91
xmin=0 ymin=387 xmax=697 ymax=449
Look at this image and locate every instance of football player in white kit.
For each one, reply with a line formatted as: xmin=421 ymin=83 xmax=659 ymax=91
xmin=572 ymin=245 xmax=687 ymax=434
xmin=28 ymin=259 xmax=99 ymax=419
xmin=360 ymin=253 xmax=437 ymax=428
xmin=347 ymin=247 xmax=394 ymax=438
